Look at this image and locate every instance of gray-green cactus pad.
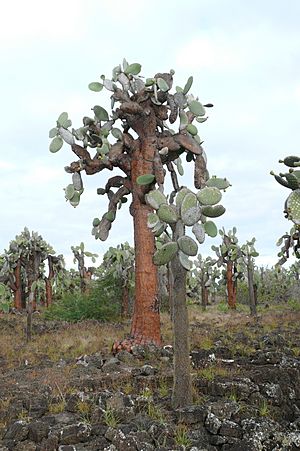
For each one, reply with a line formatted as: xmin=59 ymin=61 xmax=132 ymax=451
xmin=145 ymin=189 xmax=167 ymax=210
xmin=97 ymin=218 xmax=112 ymax=241
xmin=192 ymin=223 xmax=206 ymax=244
xmin=197 ymin=187 xmax=222 ymax=206
xmin=206 ymin=176 xmax=231 ymax=191
xmin=69 ymin=191 xmax=80 ymax=207
xmin=202 ymin=205 xmax=226 ymax=218
xmin=175 ymin=188 xmax=192 ymax=207
xmin=72 ymin=172 xmax=83 ymax=191
xmin=178 ymin=250 xmax=193 ymax=271
xmin=181 ymin=193 xmax=202 ymax=226
xmin=93 ymin=218 xmax=100 ymax=227
xmin=157 ymin=204 xmax=178 ymax=224
xmin=177 ymin=236 xmax=198 ymax=256
xmin=286 ymin=189 xmax=300 ymax=224
xmin=153 ymin=242 xmax=178 ymax=265
xmin=147 ymin=213 xmax=160 ymax=229
xmin=204 ymin=221 xmax=218 ymax=237
xmin=154 ymin=223 xmax=167 ymax=237
xmin=104 ymin=210 xmax=116 ymax=222
xmin=136 ymin=174 xmax=155 ymax=185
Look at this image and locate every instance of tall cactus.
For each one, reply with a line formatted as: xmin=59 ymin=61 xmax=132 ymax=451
xmin=146 ymin=162 xmax=230 ymax=408
xmin=194 ymin=255 xmax=219 ymax=309
xmin=212 ymin=227 xmax=244 ymax=309
xmin=240 ymin=238 xmax=259 ymax=316
xmin=100 ymin=242 xmax=134 ymax=317
xmin=71 ymin=243 xmax=98 ymax=293
xmin=271 ymin=156 xmax=300 ymax=264
xmin=49 ymin=59 xmax=227 ymax=350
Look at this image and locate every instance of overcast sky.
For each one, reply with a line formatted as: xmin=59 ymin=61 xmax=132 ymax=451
xmin=1 ymin=0 xmax=300 ymax=269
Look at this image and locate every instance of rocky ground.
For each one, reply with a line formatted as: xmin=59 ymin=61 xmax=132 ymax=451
xmin=0 ymin=303 xmax=300 ymax=450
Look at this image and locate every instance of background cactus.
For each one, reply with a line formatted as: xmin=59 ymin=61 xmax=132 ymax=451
xmin=98 ymin=242 xmax=135 ymax=317
xmin=71 ymin=243 xmax=98 ymax=293
xmin=272 ymin=156 xmax=300 ymax=265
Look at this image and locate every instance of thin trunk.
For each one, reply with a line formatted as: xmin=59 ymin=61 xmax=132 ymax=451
xmin=26 ymin=289 xmax=33 ymax=342
xmin=46 ymin=256 xmax=54 ymax=307
xmin=45 ymin=278 xmax=52 ymax=307
xmin=227 ymin=261 xmax=236 ymax=309
xmin=247 ymin=256 xmax=257 ymax=316
xmin=171 ymin=221 xmax=192 ymax=409
xmin=122 ymin=282 xmax=129 ymax=317
xmin=129 ymin=138 xmax=161 ymax=346
xmin=253 ymin=283 xmax=258 ymax=306
xmin=13 ymin=260 xmax=22 ymax=310
xmin=32 ymin=289 xmax=37 ymax=311
xmin=167 ymin=264 xmax=174 ymax=320
xmin=26 ymin=252 xmax=40 ymax=342
xmin=201 ymin=275 xmax=207 ymax=310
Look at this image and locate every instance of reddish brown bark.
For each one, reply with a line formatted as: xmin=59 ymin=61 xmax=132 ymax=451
xmin=129 ymin=138 xmax=161 ymax=346
xmin=227 ymin=261 xmax=236 ymax=309
xmin=13 ymin=260 xmax=22 ymax=311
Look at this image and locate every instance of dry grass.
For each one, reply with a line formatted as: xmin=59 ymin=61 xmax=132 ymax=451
xmin=0 ymin=318 xmax=129 ymax=368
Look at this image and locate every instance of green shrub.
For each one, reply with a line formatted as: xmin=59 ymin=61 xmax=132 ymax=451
xmin=287 ymin=299 xmax=300 ymax=311
xmin=44 ymin=274 xmax=122 ymax=322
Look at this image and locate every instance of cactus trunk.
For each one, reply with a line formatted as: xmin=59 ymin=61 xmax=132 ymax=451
xmin=247 ymin=255 xmax=257 ymax=316
xmin=226 ymin=261 xmax=236 ymax=309
xmin=129 ymin=138 xmax=161 ymax=346
xmin=46 ymin=256 xmax=54 ymax=307
xmin=13 ymin=259 xmax=22 ymax=311
xmin=171 ymin=221 xmax=192 ymax=408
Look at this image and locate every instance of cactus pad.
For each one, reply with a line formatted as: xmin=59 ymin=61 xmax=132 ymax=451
xmin=145 ymin=189 xmax=167 ymax=210
xmin=64 ymin=184 xmax=75 ymax=200
xmin=147 ymin=213 xmax=160 ymax=229
xmin=93 ymin=218 xmax=100 ymax=227
xmin=153 ymin=242 xmax=178 ymax=265
xmin=72 ymin=172 xmax=83 ymax=191
xmin=136 ymin=174 xmax=155 ymax=185
xmin=69 ymin=191 xmax=80 ymax=208
xmin=176 ymin=187 xmax=192 ymax=207
xmin=197 ymin=186 xmax=222 ymax=206
xmin=286 ymin=189 xmax=300 ymax=224
xmin=178 ymin=250 xmax=193 ymax=270
xmin=204 ymin=220 xmax=218 ymax=237
xmin=206 ymin=176 xmax=231 ymax=191
xmin=181 ymin=193 xmax=202 ymax=226
xmin=104 ymin=210 xmax=116 ymax=222
xmin=192 ymin=223 xmax=206 ymax=244
xmin=157 ymin=204 xmax=178 ymax=224
xmin=177 ymin=236 xmax=198 ymax=256
xmin=202 ymin=205 xmax=226 ymax=218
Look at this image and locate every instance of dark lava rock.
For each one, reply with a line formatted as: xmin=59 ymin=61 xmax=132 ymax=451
xmin=3 ymin=421 xmax=29 ymax=441
xmin=28 ymin=421 xmax=49 ymax=443
xmin=175 ymin=405 xmax=207 ymax=424
xmin=60 ymin=424 xmax=91 ymax=445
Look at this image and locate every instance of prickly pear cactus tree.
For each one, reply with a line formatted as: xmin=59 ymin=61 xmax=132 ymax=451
xmin=0 ymin=228 xmax=55 ymax=315
xmin=194 ymin=255 xmax=218 ymax=309
xmin=271 ymin=156 xmax=300 ymax=264
xmin=240 ymin=238 xmax=259 ymax=316
xmin=212 ymin=227 xmax=244 ymax=309
xmin=49 ymin=59 xmax=224 ymax=349
xmin=145 ymin=146 xmax=230 ymax=407
xmin=100 ymin=242 xmax=135 ymax=319
xmin=71 ymin=243 xmax=98 ymax=293
xmin=44 ymin=255 xmax=65 ymax=306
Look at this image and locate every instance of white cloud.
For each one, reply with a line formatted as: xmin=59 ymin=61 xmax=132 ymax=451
xmin=0 ymin=0 xmax=86 ymax=46
xmin=176 ymin=34 xmax=240 ymax=71
xmin=0 ymin=161 xmax=15 ymax=170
